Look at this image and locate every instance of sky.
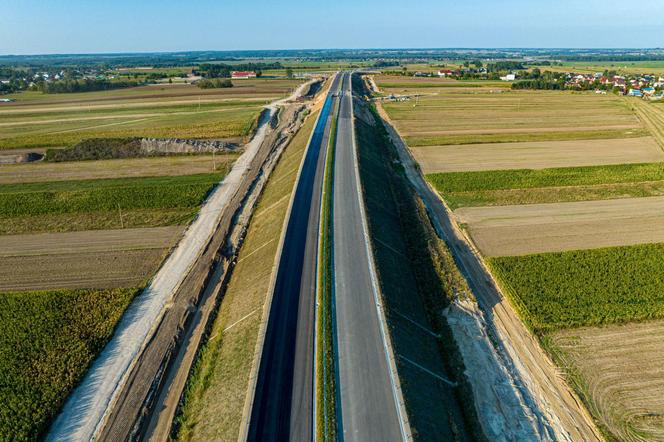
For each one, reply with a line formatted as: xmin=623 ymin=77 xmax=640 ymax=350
xmin=2 ymin=0 xmax=664 ymax=55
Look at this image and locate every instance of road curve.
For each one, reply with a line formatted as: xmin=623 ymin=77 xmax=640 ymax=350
xmin=333 ymin=72 xmax=406 ymax=441
xmin=247 ymin=74 xmax=342 ymax=441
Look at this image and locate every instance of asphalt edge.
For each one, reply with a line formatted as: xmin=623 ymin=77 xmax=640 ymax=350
xmin=347 ymin=72 xmax=413 ymax=442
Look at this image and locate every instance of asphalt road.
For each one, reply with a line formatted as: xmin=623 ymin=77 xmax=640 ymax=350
xmin=247 ymin=74 xmax=342 ymax=441
xmin=333 ymin=73 xmax=404 ymax=441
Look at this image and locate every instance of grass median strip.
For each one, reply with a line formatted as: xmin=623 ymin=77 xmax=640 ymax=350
xmin=316 ymin=111 xmax=336 ymax=441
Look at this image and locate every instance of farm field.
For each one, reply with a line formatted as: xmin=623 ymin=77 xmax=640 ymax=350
xmin=0 ymin=288 xmax=139 ymax=440
xmin=377 ymin=76 xmax=644 ymax=150
xmin=551 ymin=320 xmax=664 ymax=441
xmin=412 ymin=137 xmax=663 ymax=173
xmin=456 ymin=196 xmax=664 ymax=256
xmin=0 ymin=79 xmax=302 ymax=149
xmin=0 ymin=154 xmax=236 ymax=184
xmin=0 ymin=173 xmax=224 ymax=234
xmin=175 ymin=110 xmax=318 ymax=441
xmin=0 ymin=227 xmax=181 ymax=291
xmin=428 ymin=161 xmax=664 ymax=208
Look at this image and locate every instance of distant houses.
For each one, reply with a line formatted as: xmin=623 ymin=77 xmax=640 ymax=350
xmin=500 ymin=74 xmax=516 ymax=81
xmin=231 ymin=71 xmax=257 ymax=79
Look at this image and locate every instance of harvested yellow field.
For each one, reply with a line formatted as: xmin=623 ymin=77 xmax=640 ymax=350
xmin=0 ymin=226 xmax=182 ymax=290
xmin=0 ymin=154 xmax=237 ymax=184
xmin=552 ymin=320 xmax=664 ymax=442
xmin=413 ymin=137 xmax=664 ymax=173
xmin=455 ymin=196 xmax=664 ymax=256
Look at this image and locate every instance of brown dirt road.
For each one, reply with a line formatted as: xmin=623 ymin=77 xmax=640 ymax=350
xmin=376 ymin=101 xmax=603 ymax=441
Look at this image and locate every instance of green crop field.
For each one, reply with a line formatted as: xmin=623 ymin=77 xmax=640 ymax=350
xmin=0 ymin=173 xmax=223 ymax=234
xmin=0 ymin=288 xmax=139 ymax=440
xmin=489 ymin=243 xmax=664 ymax=334
xmin=427 ymin=162 xmax=664 ymax=208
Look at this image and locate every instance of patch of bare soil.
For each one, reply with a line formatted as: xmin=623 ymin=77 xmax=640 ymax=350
xmin=456 ymin=196 xmax=664 ymax=256
xmin=412 ymin=137 xmax=664 ymax=173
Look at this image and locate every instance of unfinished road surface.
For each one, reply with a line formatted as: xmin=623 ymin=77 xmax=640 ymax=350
xmin=333 ymin=72 xmax=406 ymax=441
xmin=246 ymin=74 xmax=342 ymax=441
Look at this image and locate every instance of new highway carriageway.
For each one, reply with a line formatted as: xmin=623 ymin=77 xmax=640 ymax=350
xmin=246 ymin=72 xmax=407 ymax=441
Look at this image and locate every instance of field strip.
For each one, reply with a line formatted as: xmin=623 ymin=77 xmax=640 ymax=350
xmin=400 ymin=124 xmax=642 ymax=137
xmin=0 ymin=226 xmax=183 ymax=257
xmin=0 ymin=155 xmax=236 ymax=184
xmin=412 ymin=137 xmax=664 ymax=173
xmin=0 ymin=249 xmax=168 ymax=291
xmin=456 ymin=196 xmax=664 ymax=256
xmin=49 ymin=117 xmax=155 ymax=134
xmin=552 ymin=320 xmax=664 ymax=441
xmin=0 ymin=106 xmax=259 ymax=128
xmin=0 ymin=97 xmax=272 ymax=115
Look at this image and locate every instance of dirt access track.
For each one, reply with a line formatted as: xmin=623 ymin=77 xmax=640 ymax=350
xmin=374 ymin=100 xmax=602 ymax=441
xmin=456 ymin=195 xmax=664 ymax=257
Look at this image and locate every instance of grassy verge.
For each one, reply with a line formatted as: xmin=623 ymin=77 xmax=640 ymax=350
xmin=427 ymin=161 xmax=664 ymax=208
xmin=316 ymin=112 xmax=337 ymax=441
xmin=355 ymin=91 xmax=482 ymax=440
xmin=406 ymin=128 xmax=647 ymax=147
xmin=174 ymin=111 xmax=317 ymax=441
xmin=489 ymin=243 xmax=664 ymax=334
xmin=0 ymin=288 xmax=139 ymax=440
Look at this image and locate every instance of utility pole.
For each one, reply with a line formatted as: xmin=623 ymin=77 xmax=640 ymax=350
xmin=212 ymin=149 xmax=216 ymax=172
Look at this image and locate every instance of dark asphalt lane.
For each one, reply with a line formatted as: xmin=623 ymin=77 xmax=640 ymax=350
xmin=247 ymin=74 xmax=342 ymax=442
xmin=333 ymin=73 xmax=404 ymax=441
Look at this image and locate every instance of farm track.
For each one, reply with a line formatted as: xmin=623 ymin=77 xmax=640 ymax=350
xmin=374 ymin=100 xmax=603 ymax=441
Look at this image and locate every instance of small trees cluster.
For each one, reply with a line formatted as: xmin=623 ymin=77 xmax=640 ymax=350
xmin=197 ymin=78 xmax=233 ymax=89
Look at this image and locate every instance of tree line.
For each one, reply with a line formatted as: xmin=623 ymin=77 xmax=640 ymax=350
xmin=31 ymin=78 xmax=143 ymax=94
